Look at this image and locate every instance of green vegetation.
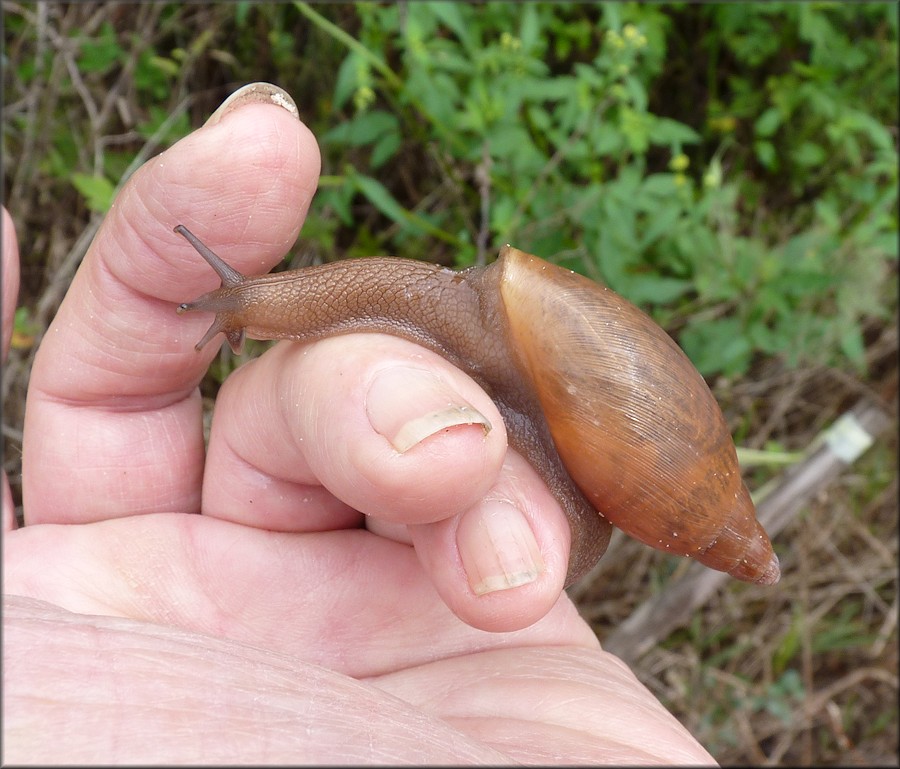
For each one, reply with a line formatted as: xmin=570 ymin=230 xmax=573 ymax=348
xmin=5 ymin=3 xmax=895 ymax=378
xmin=297 ymin=2 xmax=897 ymax=377
xmin=3 ymin=4 xmax=897 ymax=765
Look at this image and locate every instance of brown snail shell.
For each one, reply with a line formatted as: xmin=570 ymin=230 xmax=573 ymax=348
xmin=174 ymin=226 xmax=779 ymax=586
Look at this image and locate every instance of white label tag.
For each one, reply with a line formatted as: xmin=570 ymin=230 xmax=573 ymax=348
xmin=825 ymin=413 xmax=876 ymax=464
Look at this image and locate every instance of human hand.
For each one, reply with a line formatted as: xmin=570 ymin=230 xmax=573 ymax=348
xmin=2 ymin=83 xmax=715 ymax=764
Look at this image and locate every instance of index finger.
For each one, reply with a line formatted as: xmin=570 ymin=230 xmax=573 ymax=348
xmin=23 ymin=84 xmax=320 ymax=525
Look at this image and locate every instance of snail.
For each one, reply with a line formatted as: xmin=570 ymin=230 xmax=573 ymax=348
xmin=174 ymin=224 xmax=780 ymax=588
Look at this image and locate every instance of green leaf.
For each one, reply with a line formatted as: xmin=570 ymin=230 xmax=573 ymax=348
xmin=136 ymin=106 xmax=190 ymax=145
xmin=429 ymin=2 xmax=473 ymax=51
xmin=680 ymin=317 xmax=754 ymax=377
xmin=324 ymin=110 xmax=398 ymax=148
xmin=641 ymin=173 xmax=678 ymax=196
xmin=233 ymin=2 xmax=252 ymax=27
xmin=792 ymin=141 xmax=827 ymax=167
xmin=14 ymin=306 xmax=39 ymax=336
xmin=622 ymin=74 xmax=648 ymax=112
xmin=590 ymin=122 xmax=625 ymax=157
xmin=77 ymin=22 xmax=122 ymax=74
xmin=316 ymin=184 xmax=355 ymax=227
xmin=371 ymin=131 xmax=401 ymax=168
xmin=639 ymin=203 xmax=681 ymax=248
xmin=334 ymin=52 xmax=363 ymax=110
xmin=623 ymin=274 xmax=693 ymax=305
xmin=653 ymin=117 xmax=701 ymax=146
xmin=754 ymin=107 xmax=782 ymax=138
xmin=351 ymin=172 xmax=458 ymax=245
xmin=839 ymin=323 xmax=867 ymax=370
xmin=150 ymin=54 xmax=180 ymax=78
xmin=754 ymin=139 xmax=778 ymax=170
xmin=619 ymin=105 xmax=651 ymax=154
xmin=134 ymin=48 xmax=173 ymax=100
xmin=71 ymin=173 xmax=115 ymax=213
xmin=519 ymin=4 xmax=540 ymax=52
xmin=352 ymin=173 xmax=407 ymax=223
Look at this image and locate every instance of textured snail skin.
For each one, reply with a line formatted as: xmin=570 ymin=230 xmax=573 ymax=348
xmin=174 ymin=225 xmax=780 ymax=588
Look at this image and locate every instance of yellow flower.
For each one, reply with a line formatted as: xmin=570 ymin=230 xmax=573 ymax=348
xmin=353 ymin=86 xmax=375 ymax=112
xmin=500 ymin=31 xmax=521 ymax=51
xmin=669 ymin=153 xmax=690 ymax=172
xmin=708 ymin=115 xmax=737 ymax=133
xmin=605 ymin=29 xmax=625 ymax=49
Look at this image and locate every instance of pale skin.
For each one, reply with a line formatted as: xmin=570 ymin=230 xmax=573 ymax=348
xmin=2 ymin=84 xmax=716 ymax=765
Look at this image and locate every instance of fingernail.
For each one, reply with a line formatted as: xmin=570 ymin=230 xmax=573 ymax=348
xmin=205 ymin=82 xmax=299 ymax=126
xmin=366 ymin=367 xmax=491 ymax=453
xmin=457 ymin=500 xmax=545 ymax=595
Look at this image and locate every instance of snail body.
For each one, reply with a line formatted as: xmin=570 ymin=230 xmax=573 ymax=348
xmin=174 ymin=225 xmax=779 ymax=587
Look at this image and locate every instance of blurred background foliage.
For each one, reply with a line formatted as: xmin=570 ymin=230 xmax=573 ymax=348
xmin=3 ymin=3 xmax=897 ymax=766
xmin=4 ymin=2 xmax=896 ymax=378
